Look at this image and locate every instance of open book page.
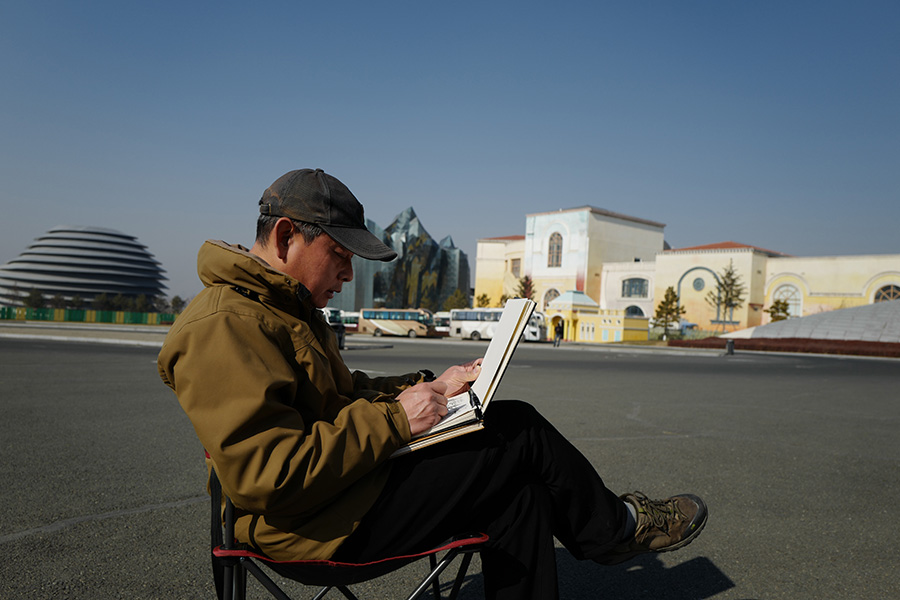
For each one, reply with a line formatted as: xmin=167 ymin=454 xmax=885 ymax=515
xmin=467 ymin=298 xmax=535 ymax=413
xmin=392 ymin=298 xmax=535 ymax=455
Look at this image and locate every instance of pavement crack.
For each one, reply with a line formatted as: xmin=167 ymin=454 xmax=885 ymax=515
xmin=0 ymin=496 xmax=206 ymax=545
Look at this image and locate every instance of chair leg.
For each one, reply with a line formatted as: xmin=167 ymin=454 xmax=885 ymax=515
xmin=446 ymin=553 xmax=474 ymax=600
xmin=240 ymin=558 xmax=293 ymax=600
xmin=429 ymin=555 xmax=440 ymax=600
xmin=233 ymin=563 xmax=247 ymax=600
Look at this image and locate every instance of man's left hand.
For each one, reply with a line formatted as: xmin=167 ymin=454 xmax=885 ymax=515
xmin=435 ymin=359 xmax=482 ymax=398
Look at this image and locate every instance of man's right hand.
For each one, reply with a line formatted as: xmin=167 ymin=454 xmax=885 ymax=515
xmin=397 ymin=381 xmax=449 ymax=436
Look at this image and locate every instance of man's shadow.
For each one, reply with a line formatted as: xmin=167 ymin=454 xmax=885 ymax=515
xmin=450 ymin=550 xmax=739 ymax=599
xmin=556 ymin=550 xmax=738 ymax=599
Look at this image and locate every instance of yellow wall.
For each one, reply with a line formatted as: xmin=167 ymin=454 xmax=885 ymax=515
xmin=546 ymin=308 xmax=648 ymax=343
xmin=763 ymin=255 xmax=900 ymax=320
xmin=474 ymin=238 xmax=525 ymax=307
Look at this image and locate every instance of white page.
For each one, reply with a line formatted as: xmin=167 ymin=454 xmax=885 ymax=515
xmin=469 ymin=298 xmax=535 ymax=409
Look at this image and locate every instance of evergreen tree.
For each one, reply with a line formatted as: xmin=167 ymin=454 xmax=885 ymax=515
xmin=170 ymin=295 xmax=186 ymax=313
xmin=765 ymin=299 xmax=791 ymax=322
xmin=133 ymin=294 xmax=151 ymax=313
xmin=442 ymin=289 xmax=469 ymax=311
xmin=24 ymin=288 xmax=45 ymax=308
xmin=93 ymin=293 xmax=112 ymax=310
xmin=654 ymin=286 xmax=686 ymax=340
xmin=476 ymin=293 xmax=491 ymax=308
xmin=516 ymin=275 xmax=535 ymax=301
xmin=705 ymin=260 xmax=746 ymax=330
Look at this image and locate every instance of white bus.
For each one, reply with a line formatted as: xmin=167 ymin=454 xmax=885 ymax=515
xmin=449 ymin=308 xmax=548 ymax=342
xmin=434 ymin=311 xmax=451 ymax=336
xmin=358 ymin=308 xmax=436 ymax=338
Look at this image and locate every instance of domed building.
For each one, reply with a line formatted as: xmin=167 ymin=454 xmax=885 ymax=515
xmin=0 ymin=226 xmax=167 ymax=307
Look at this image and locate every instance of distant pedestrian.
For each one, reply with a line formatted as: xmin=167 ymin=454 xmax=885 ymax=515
xmin=554 ymin=320 xmax=564 ymax=347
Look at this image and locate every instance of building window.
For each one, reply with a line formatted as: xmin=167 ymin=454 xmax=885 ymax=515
xmin=510 ymin=258 xmax=521 ymax=278
xmin=774 ymin=284 xmax=802 ymax=317
xmin=548 ymin=232 xmax=562 ymax=267
xmin=625 ymin=305 xmax=644 ymax=317
xmin=621 ymin=278 xmax=649 ymax=298
xmin=543 ymin=288 xmax=560 ymax=308
xmin=875 ymin=285 xmax=900 ymax=302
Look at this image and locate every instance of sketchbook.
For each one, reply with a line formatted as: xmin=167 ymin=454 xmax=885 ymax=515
xmin=391 ymin=298 xmax=536 ymax=457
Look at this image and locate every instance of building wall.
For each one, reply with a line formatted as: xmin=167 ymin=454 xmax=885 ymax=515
xmin=545 ymin=307 xmax=649 ymax=343
xmin=655 ymin=249 xmax=900 ymax=331
xmin=525 ymin=211 xmax=586 ymax=310
xmin=599 ymin=261 xmax=657 ymax=318
xmin=763 ymin=255 xmax=900 ymax=321
xmin=655 ymin=248 xmax=771 ymax=331
xmin=473 ymin=237 xmax=524 ymax=307
xmin=522 ymin=207 xmax=665 ymax=312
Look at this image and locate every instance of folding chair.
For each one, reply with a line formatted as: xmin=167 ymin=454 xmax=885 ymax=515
xmin=209 ymin=466 xmax=487 ymax=600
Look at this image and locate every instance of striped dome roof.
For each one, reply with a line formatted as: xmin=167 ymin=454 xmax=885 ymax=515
xmin=0 ymin=226 xmax=167 ymax=306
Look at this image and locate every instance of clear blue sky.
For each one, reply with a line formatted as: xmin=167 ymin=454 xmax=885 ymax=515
xmin=2 ymin=1 xmax=897 ymax=299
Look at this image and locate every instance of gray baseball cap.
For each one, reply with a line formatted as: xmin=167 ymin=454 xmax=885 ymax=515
xmin=259 ymin=169 xmax=397 ymax=262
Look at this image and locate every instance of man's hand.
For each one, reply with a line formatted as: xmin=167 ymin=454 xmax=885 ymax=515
xmin=435 ymin=358 xmax=482 ymax=398
xmin=398 ymin=381 xmax=450 ymax=436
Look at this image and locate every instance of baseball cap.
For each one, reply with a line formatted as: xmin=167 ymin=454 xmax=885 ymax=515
xmin=259 ymin=169 xmax=397 ymax=261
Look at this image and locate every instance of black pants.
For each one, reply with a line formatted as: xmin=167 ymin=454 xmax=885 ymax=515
xmin=332 ymin=400 xmax=628 ymax=600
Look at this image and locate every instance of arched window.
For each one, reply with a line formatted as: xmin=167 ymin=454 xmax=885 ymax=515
xmin=621 ymin=278 xmax=649 ymax=298
xmin=875 ymin=285 xmax=900 ymax=302
xmin=548 ymin=232 xmax=562 ymax=267
xmin=543 ymin=288 xmax=560 ymax=308
xmin=625 ymin=305 xmax=644 ymax=317
xmin=774 ymin=284 xmax=802 ymax=317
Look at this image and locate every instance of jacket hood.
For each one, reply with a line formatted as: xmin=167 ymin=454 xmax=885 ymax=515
xmin=197 ymin=240 xmax=311 ymax=311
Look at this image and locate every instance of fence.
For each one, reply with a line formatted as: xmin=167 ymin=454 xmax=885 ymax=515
xmin=0 ymin=306 xmax=177 ymax=325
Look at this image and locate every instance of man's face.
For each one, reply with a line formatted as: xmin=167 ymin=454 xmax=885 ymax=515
xmin=284 ymin=231 xmax=354 ymax=308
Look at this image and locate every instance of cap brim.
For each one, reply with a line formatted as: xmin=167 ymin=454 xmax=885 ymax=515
xmin=321 ymin=225 xmax=397 ymax=262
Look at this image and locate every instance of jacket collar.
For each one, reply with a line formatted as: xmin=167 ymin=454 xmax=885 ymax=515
xmin=197 ymin=240 xmax=317 ymax=317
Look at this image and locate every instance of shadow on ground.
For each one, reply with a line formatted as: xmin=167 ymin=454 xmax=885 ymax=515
xmin=443 ymin=550 xmax=739 ymax=600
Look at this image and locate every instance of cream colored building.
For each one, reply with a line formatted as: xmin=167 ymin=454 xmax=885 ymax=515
xmin=473 ymin=235 xmax=525 ymax=307
xmin=653 ymin=242 xmax=900 ymax=331
xmin=474 ymin=206 xmax=666 ymax=312
xmin=475 ymin=208 xmax=900 ymax=340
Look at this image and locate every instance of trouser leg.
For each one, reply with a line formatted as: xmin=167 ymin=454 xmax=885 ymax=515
xmin=333 ymin=400 xmax=627 ymax=599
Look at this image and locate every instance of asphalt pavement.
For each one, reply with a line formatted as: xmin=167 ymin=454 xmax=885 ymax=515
xmin=1 ymin=331 xmax=898 ymax=599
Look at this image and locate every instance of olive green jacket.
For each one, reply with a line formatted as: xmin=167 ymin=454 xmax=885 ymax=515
xmin=158 ymin=240 xmax=415 ymax=560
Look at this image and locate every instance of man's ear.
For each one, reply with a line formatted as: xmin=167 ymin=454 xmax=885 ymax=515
xmin=272 ymin=218 xmax=296 ymax=262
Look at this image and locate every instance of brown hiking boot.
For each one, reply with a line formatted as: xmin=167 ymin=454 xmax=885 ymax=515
xmin=598 ymin=492 xmax=708 ymax=565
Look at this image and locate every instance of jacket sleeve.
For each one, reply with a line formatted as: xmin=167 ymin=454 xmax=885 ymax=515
xmin=159 ymin=310 xmax=412 ymax=518
xmin=349 ymin=370 xmax=423 ymax=397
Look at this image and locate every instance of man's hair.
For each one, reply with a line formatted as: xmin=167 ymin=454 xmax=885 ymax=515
xmin=255 ymin=215 xmax=325 ymax=247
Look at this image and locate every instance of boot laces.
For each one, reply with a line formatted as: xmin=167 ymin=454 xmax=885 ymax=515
xmin=634 ymin=492 xmax=686 ymax=533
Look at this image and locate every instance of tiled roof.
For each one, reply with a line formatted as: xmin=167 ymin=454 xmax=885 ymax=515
xmin=667 ymin=241 xmax=790 ymax=257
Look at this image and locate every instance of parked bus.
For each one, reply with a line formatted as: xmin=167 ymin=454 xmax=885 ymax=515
xmin=433 ymin=311 xmax=451 ymax=336
xmin=525 ymin=310 xmax=548 ymax=342
xmin=341 ymin=311 xmax=360 ymax=333
xmin=449 ymin=308 xmax=548 ymax=342
xmin=358 ymin=308 xmax=436 ymax=338
xmin=319 ymin=308 xmax=346 ymax=349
